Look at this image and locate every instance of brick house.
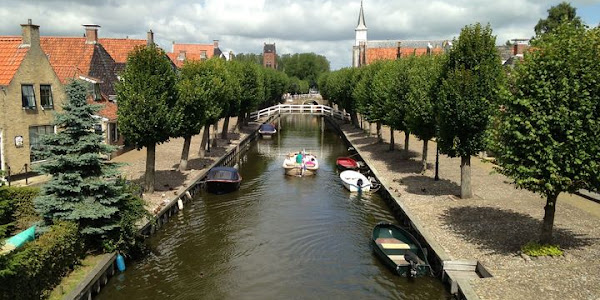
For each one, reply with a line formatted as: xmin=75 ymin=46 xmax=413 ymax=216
xmin=167 ymin=40 xmax=229 ymax=68
xmin=0 ymin=20 xmax=66 ymax=176
xmin=351 ymin=1 xmax=450 ymax=67
xmin=263 ymin=43 xmax=277 ymax=69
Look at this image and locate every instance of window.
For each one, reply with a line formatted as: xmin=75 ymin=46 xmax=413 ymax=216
xmin=200 ymin=50 xmax=207 ymax=60
xmin=29 ymin=125 xmax=54 ymax=162
xmin=21 ymin=85 xmax=36 ymax=109
xmin=40 ymin=85 xmax=53 ymax=109
xmin=109 ymin=123 xmax=119 ymax=143
xmin=93 ymin=83 xmax=101 ymax=100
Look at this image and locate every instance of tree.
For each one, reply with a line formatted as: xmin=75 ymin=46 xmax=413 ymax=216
xmin=405 ymin=55 xmax=443 ymax=173
xmin=116 ymin=45 xmax=177 ymax=193
xmin=354 ymin=61 xmax=387 ymax=142
xmin=33 ymin=80 xmax=129 ymax=249
xmin=326 ymin=68 xmax=359 ymax=126
xmin=435 ymin=23 xmax=504 ymax=199
xmin=535 ymin=2 xmax=583 ymax=36
xmin=172 ymin=60 xmax=224 ymax=170
xmin=235 ymin=61 xmax=264 ymax=128
xmin=280 ymin=53 xmax=330 ymax=87
xmin=492 ymin=24 xmax=600 ymax=243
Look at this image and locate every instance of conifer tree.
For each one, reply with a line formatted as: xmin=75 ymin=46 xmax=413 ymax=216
xmin=34 ymin=80 xmax=128 ymax=248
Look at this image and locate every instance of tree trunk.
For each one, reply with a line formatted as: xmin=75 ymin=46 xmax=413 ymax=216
xmin=144 ymin=143 xmax=156 ymax=193
xmin=212 ymin=122 xmax=219 ymax=148
xmin=178 ymin=135 xmax=192 ymax=171
xmin=351 ymin=111 xmax=359 ymax=128
xmin=200 ymin=125 xmax=209 ymax=157
xmin=460 ymin=155 xmax=472 ymax=199
xmin=244 ymin=112 xmax=249 ymax=126
xmin=404 ymin=132 xmax=410 ymax=158
xmin=540 ymin=192 xmax=559 ymax=244
xmin=221 ymin=116 xmax=230 ymax=140
xmin=389 ymin=128 xmax=395 ymax=151
xmin=236 ymin=113 xmax=243 ymax=131
xmin=421 ymin=140 xmax=429 ymax=174
xmin=368 ymin=122 xmax=372 ymax=137
xmin=376 ymin=122 xmax=382 ymax=143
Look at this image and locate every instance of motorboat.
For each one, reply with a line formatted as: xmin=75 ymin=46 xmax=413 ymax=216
xmin=371 ymin=222 xmax=432 ymax=277
xmin=282 ymin=152 xmax=319 ymax=176
xmin=336 ymin=157 xmax=359 ymax=171
xmin=339 ymin=170 xmax=371 ymax=192
xmin=258 ymin=123 xmax=277 ymax=138
xmin=205 ymin=166 xmax=242 ymax=194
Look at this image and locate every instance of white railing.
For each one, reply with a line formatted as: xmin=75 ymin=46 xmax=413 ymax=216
xmin=250 ymin=104 xmax=350 ymax=121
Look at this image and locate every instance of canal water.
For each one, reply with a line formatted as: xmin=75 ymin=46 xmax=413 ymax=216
xmin=97 ymin=115 xmax=450 ymax=299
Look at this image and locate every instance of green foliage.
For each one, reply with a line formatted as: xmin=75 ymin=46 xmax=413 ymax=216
xmin=521 ymin=241 xmax=563 ymax=257
xmin=116 ymin=44 xmax=177 ymax=149
xmin=0 ymin=222 xmax=84 ymax=300
xmin=261 ymin=67 xmax=289 ymax=106
xmin=279 ymin=53 xmax=330 ymax=87
xmin=435 ymin=23 xmax=504 ymax=158
xmin=0 ymin=187 xmax=40 ymax=238
xmin=371 ymin=59 xmax=411 ymax=131
xmin=33 ymin=80 xmax=130 ymax=250
xmin=492 ymin=24 xmax=600 ymax=198
xmin=232 ymin=52 xmax=263 ymax=65
xmin=534 ymin=2 xmax=583 ymax=36
xmin=171 ymin=58 xmax=229 ymax=139
xmin=405 ymin=55 xmax=443 ymax=142
xmin=354 ymin=61 xmax=387 ymax=123
xmin=234 ymin=61 xmax=265 ymax=119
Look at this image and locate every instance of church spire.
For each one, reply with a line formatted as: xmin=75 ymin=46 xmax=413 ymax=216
xmin=356 ymin=1 xmax=367 ymax=29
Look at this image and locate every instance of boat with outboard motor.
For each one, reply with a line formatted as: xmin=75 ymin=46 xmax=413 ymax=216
xmin=282 ymin=152 xmax=319 ymax=176
xmin=205 ymin=166 xmax=242 ymax=194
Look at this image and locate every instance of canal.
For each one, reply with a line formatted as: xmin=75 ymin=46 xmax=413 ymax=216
xmin=97 ymin=115 xmax=450 ymax=299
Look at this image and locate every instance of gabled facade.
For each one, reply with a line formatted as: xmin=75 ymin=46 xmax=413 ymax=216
xmin=167 ymin=40 xmax=228 ymax=68
xmin=351 ymin=1 xmax=450 ymax=67
xmin=0 ymin=20 xmax=66 ymax=175
xmin=263 ymin=43 xmax=277 ymax=69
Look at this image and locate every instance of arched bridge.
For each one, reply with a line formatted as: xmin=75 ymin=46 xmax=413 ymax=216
xmin=250 ymin=104 xmax=350 ymax=121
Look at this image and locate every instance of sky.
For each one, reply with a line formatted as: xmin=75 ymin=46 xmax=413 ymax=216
xmin=1 ymin=0 xmax=600 ymax=70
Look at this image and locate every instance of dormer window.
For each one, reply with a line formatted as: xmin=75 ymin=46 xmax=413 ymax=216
xmin=200 ymin=50 xmax=207 ymax=60
xmin=21 ymin=84 xmax=36 ymax=109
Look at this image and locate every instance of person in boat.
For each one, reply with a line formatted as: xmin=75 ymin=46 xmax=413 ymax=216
xmin=296 ymin=151 xmax=303 ymax=165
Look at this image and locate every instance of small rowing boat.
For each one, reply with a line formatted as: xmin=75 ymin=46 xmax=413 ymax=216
xmin=336 ymin=157 xmax=359 ymax=171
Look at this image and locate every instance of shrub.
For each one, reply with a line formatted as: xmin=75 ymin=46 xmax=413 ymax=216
xmin=521 ymin=241 xmax=564 ymax=257
xmin=0 ymin=186 xmax=40 ymax=238
xmin=0 ymin=222 xmax=84 ymax=300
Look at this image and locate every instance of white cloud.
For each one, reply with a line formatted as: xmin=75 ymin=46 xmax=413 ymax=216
xmin=1 ymin=0 xmax=599 ymax=70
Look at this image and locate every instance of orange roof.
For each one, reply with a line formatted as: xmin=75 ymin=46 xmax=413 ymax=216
xmin=99 ymin=38 xmax=146 ymax=63
xmin=167 ymin=52 xmax=203 ymax=68
xmin=87 ymin=94 xmax=117 ymax=120
xmin=366 ymin=47 xmax=443 ymax=65
xmin=40 ymin=37 xmax=95 ymax=83
xmin=0 ymin=37 xmax=29 ymax=86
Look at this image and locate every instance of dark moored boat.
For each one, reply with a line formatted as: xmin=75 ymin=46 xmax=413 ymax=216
xmin=336 ymin=157 xmax=359 ymax=171
xmin=258 ymin=123 xmax=277 ymax=138
xmin=205 ymin=167 xmax=242 ymax=194
xmin=371 ymin=222 xmax=432 ymax=277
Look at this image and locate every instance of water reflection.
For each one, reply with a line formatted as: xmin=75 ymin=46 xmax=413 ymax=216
xmin=97 ymin=115 xmax=450 ymax=300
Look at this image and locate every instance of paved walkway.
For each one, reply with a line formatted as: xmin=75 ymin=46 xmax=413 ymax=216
xmin=338 ymin=120 xmax=600 ymax=300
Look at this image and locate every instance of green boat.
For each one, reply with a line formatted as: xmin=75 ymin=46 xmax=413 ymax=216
xmin=371 ymin=222 xmax=432 ymax=277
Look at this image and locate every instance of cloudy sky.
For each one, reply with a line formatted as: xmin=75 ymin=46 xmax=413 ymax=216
xmin=2 ymin=0 xmax=600 ymax=70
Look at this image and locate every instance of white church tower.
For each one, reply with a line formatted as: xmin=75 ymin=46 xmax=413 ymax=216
xmin=352 ymin=1 xmax=368 ymax=67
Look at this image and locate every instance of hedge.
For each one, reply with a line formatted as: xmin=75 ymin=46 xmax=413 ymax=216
xmin=0 ymin=186 xmax=40 ymax=238
xmin=0 ymin=222 xmax=84 ymax=300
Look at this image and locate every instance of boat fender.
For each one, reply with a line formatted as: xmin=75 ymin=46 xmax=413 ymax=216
xmin=177 ymin=198 xmax=184 ymax=210
xmin=116 ymin=253 xmax=126 ymax=272
xmin=185 ymin=191 xmax=193 ymax=200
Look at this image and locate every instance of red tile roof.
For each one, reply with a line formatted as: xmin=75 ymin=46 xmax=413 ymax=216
xmin=366 ymin=47 xmax=443 ymax=65
xmin=0 ymin=37 xmax=29 ymax=86
xmin=172 ymin=43 xmax=214 ymax=58
xmin=40 ymin=37 xmax=94 ymax=83
xmin=99 ymin=38 xmax=146 ymax=63
xmin=167 ymin=52 xmax=203 ymax=68
xmin=88 ymin=95 xmax=118 ymax=120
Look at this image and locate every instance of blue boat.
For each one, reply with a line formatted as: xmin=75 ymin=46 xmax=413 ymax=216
xmin=205 ymin=167 xmax=242 ymax=194
xmin=258 ymin=123 xmax=277 ymax=138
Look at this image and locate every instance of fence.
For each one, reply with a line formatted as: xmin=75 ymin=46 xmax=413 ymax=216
xmin=250 ymin=104 xmax=350 ymax=122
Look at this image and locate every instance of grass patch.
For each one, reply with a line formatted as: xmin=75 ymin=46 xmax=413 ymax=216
xmin=47 ymin=254 xmax=106 ymax=300
xmin=521 ymin=241 xmax=564 ymax=257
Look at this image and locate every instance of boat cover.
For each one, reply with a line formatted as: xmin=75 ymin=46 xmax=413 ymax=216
xmin=259 ymin=123 xmax=276 ymax=132
xmin=207 ymin=167 xmax=240 ymax=181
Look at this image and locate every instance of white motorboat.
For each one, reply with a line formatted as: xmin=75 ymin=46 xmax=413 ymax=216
xmin=282 ymin=152 xmax=319 ymax=176
xmin=340 ymin=170 xmax=371 ymax=192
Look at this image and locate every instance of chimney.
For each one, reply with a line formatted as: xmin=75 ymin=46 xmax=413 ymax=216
xmin=147 ymin=30 xmax=154 ymax=46
xmin=213 ymin=39 xmax=219 ymax=49
xmin=83 ymin=24 xmax=100 ymax=44
xmin=396 ymin=41 xmax=402 ymax=59
xmin=512 ymin=39 xmax=529 ymax=56
xmin=20 ymin=19 xmax=40 ymax=48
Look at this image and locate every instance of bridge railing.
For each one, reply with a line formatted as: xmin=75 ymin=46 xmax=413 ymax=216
xmin=250 ymin=104 xmax=350 ymax=121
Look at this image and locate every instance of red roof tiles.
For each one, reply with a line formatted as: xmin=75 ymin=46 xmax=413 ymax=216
xmin=366 ymin=47 xmax=443 ymax=65
xmin=172 ymin=43 xmax=214 ymax=58
xmin=40 ymin=37 xmax=95 ymax=83
xmin=99 ymin=38 xmax=146 ymax=63
xmin=167 ymin=52 xmax=203 ymax=68
xmin=0 ymin=37 xmax=29 ymax=86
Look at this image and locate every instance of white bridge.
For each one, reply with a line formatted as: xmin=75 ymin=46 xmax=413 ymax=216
xmin=250 ymin=104 xmax=350 ymax=121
